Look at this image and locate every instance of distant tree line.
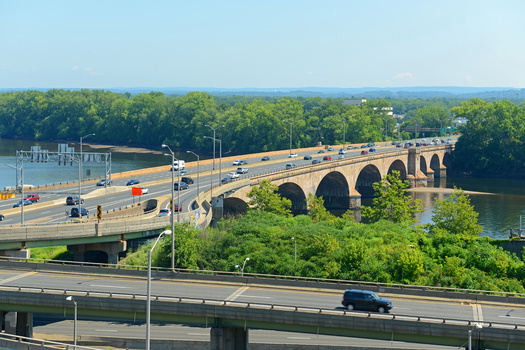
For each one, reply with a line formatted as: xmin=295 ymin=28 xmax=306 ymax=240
xmin=0 ymin=89 xmax=454 ymax=155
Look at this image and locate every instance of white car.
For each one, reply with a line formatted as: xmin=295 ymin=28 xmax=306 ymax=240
xmin=338 ymin=149 xmax=347 ymax=155
xmin=237 ymin=167 xmax=248 ymax=174
xmin=141 ymin=187 xmax=149 ymax=194
xmin=228 ymin=171 xmax=240 ymax=179
xmin=289 ymin=153 xmax=298 ymax=158
xmin=232 ymin=160 xmax=242 ymax=165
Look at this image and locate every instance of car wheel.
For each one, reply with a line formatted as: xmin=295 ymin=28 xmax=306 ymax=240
xmin=346 ymin=303 xmax=354 ymax=311
xmin=377 ymin=306 xmax=386 ymax=313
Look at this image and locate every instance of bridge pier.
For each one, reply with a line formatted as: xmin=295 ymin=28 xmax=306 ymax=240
xmin=349 ymin=188 xmax=361 ymax=209
xmin=426 ymin=169 xmax=435 ymax=182
xmin=436 ymin=166 xmax=447 ymax=178
xmin=0 ymin=249 xmax=30 ymax=259
xmin=68 ymin=241 xmax=127 ymax=264
xmin=210 ymin=326 xmax=248 ymax=350
xmin=3 ymin=311 xmax=33 ymax=338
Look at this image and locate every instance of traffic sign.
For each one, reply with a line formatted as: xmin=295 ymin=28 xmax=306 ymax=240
xmin=97 ymin=205 xmax=102 ymax=220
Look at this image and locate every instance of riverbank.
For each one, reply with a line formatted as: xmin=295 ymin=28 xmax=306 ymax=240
xmin=408 ymin=187 xmax=496 ymax=196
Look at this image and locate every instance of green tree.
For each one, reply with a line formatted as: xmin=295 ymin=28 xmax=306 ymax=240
xmin=362 ymin=171 xmax=423 ymax=224
xmin=306 ymin=193 xmax=335 ymax=222
xmin=247 ymin=179 xmax=292 ymax=216
xmin=429 ymin=188 xmax=483 ymax=236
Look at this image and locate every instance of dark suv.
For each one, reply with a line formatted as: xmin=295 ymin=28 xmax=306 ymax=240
xmin=341 ymin=289 xmax=392 ymax=313
xmin=181 ymin=176 xmax=194 ymax=184
xmin=66 ymin=196 xmax=84 ymax=205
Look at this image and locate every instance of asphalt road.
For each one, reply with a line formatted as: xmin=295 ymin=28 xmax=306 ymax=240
xmin=0 ymin=142 xmax=417 ymax=226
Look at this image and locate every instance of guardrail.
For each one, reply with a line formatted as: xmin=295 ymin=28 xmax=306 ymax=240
xmin=0 ymin=333 xmax=102 ymax=350
xmin=2 ymin=257 xmax=524 ymax=304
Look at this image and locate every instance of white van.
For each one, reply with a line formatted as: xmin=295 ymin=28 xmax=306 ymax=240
xmin=170 ymin=160 xmax=185 ymax=171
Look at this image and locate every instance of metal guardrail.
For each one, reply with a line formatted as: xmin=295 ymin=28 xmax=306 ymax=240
xmin=3 ymin=256 xmax=524 ymax=301
xmin=0 ymin=332 xmax=102 ymax=350
xmin=1 ymin=284 xmax=523 ymax=332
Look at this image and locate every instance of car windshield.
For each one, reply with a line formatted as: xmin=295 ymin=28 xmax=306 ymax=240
xmin=370 ymin=292 xmax=380 ymax=300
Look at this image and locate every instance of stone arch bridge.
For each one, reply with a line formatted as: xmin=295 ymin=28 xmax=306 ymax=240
xmin=222 ymin=145 xmax=453 ymax=215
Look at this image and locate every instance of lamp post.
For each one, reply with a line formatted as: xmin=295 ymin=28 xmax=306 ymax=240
xmin=284 ymin=120 xmax=298 ymax=157
xmin=1 ymin=163 xmax=24 ymax=225
xmin=79 ymin=133 xmax=95 ymax=220
xmin=291 ymin=237 xmax=297 ymax=262
xmin=186 ymin=151 xmax=200 ymax=197
xmin=468 ymin=323 xmax=482 ymax=350
xmin=161 ymin=145 xmax=180 ymax=271
xmin=146 ymin=229 xmax=172 ymax=350
xmin=205 ymin=125 xmax=224 ymax=196
xmin=204 ymin=136 xmax=222 ymax=185
xmin=65 ymin=296 xmax=77 ymax=349
xmin=235 ymin=257 xmax=250 ymax=277
xmin=343 ymin=120 xmax=346 ymax=149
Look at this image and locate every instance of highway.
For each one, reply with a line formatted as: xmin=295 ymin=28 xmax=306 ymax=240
xmin=0 ymin=143 xmax=404 ymax=226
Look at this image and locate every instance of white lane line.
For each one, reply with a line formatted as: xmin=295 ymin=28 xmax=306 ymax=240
xmin=0 ymin=271 xmax=37 ymax=285
xmin=472 ymin=304 xmax=484 ymax=322
xmin=90 ymin=284 xmax=132 ymax=289
xmin=225 ymin=286 xmax=249 ymax=301
xmin=237 ymin=295 xmax=271 ymax=299
xmin=287 ymin=337 xmax=311 ymax=340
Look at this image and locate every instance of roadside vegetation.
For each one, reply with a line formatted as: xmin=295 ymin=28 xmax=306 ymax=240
xmin=117 ymin=173 xmax=525 ymax=294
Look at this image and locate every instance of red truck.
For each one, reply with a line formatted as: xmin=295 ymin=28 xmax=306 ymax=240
xmin=24 ymin=193 xmax=40 ymax=202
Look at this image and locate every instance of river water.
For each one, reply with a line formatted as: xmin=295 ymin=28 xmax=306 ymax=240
xmin=0 ymin=139 xmax=521 ymax=239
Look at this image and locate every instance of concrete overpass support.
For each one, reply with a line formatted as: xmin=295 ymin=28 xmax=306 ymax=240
xmin=68 ymin=241 xmax=127 ymax=264
xmin=349 ymin=188 xmax=361 ymax=209
xmin=4 ymin=311 xmax=33 ymax=338
xmin=436 ymin=166 xmax=447 ymax=178
xmin=0 ymin=249 xmax=30 ymax=259
xmin=210 ymin=326 xmax=248 ymax=350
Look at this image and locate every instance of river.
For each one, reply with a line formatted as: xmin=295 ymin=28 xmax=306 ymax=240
xmin=0 ymin=138 xmax=521 ymax=239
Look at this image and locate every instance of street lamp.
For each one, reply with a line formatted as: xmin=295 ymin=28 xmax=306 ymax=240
xmin=1 ymin=163 xmax=24 ymax=225
xmin=186 ymin=151 xmax=200 ymax=198
xmin=65 ymin=296 xmax=77 ymax=349
xmin=235 ymin=257 xmax=250 ymax=277
xmin=161 ymin=144 xmax=180 ymax=270
xmin=291 ymin=237 xmax=297 ymax=262
xmin=468 ymin=323 xmax=482 ymax=350
xmin=146 ymin=229 xmax=172 ymax=350
xmin=205 ymin=125 xmax=224 ymax=196
xmin=204 ymin=136 xmax=222 ymax=185
xmin=79 ymin=133 xmax=95 ymax=220
xmin=284 ymin=120 xmax=298 ymax=157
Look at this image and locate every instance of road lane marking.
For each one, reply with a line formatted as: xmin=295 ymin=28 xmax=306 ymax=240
xmin=499 ymin=315 xmax=525 ymax=320
xmin=225 ymin=286 xmax=249 ymax=301
xmin=472 ymin=304 xmax=484 ymax=322
xmin=90 ymin=284 xmax=132 ymax=289
xmin=95 ymin=329 xmax=118 ymax=332
xmin=0 ymin=271 xmax=37 ymax=285
xmin=237 ymin=295 xmax=270 ymax=299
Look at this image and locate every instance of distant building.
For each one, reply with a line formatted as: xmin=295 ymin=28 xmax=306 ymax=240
xmin=373 ymin=106 xmax=394 ymax=116
xmin=453 ymin=117 xmax=468 ymax=126
xmin=343 ymin=98 xmax=367 ymax=106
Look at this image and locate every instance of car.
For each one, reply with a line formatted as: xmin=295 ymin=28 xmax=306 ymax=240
xmin=421 ymin=142 xmax=428 ymax=146
xmin=369 ymin=148 xmax=376 ymax=152
xmin=391 ymin=141 xmax=398 ymax=145
xmin=338 ymin=149 xmax=346 ymax=155
xmin=289 ymin=153 xmax=298 ymax=158
xmin=0 ymin=214 xmax=4 ymax=221
xmin=181 ymin=176 xmax=194 ymax=184
xmin=96 ymin=179 xmax=112 ymax=186
xmin=179 ymin=170 xmax=189 ymax=176
xmin=232 ymin=160 xmax=247 ymax=165
xmin=323 ymin=156 xmax=332 ymax=161
xmin=158 ymin=209 xmax=171 ymax=217
xmin=227 ymin=172 xmax=240 ymax=179
xmin=66 ymin=196 xmax=84 ymax=205
xmin=338 ymin=155 xmax=345 ymax=159
xmin=360 ymin=145 xmax=368 ymax=148
xmin=141 ymin=187 xmax=149 ymax=194
xmin=173 ymin=181 xmax=189 ymax=190
xmin=341 ymin=289 xmax=392 ymax=313
xmin=396 ymin=143 xmax=403 ymax=148
xmin=367 ymin=142 xmax=375 ymax=147
xmin=261 ymin=156 xmax=270 ymax=161
xmin=415 ymin=142 xmax=421 ymax=147
xmin=327 ymin=147 xmax=334 ymax=151
xmin=404 ymin=143 xmax=410 ymax=149
xmin=172 ymin=203 xmax=182 ymax=212
xmin=303 ymin=155 xmax=312 ymax=160
xmin=126 ymin=179 xmax=140 ymax=186
xmin=441 ymin=139 xmax=446 ymax=143
xmin=237 ymin=167 xmax=248 ymax=174
xmin=13 ymin=199 xmax=33 ymax=208
xmin=70 ymin=207 xmax=88 ymax=217
xmin=361 ymin=150 xmax=369 ymax=155
xmin=317 ymin=150 xmax=325 ymax=154
xmin=221 ymin=176 xmax=233 ymax=184
xmin=285 ymin=163 xmax=296 ymax=170
xmin=24 ymin=193 xmax=40 ymax=202
xmin=347 ymin=145 xmax=353 ymax=150
xmin=433 ymin=139 xmax=440 ymax=143
xmin=312 ymin=159 xmax=321 ymax=164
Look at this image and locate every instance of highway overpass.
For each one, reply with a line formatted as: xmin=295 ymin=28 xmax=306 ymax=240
xmin=1 ymin=259 xmax=525 ymax=350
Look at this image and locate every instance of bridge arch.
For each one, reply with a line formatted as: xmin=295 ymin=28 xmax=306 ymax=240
xmin=278 ymin=182 xmax=307 ymax=215
xmin=355 ymin=165 xmax=381 ymax=197
xmin=315 ymin=171 xmax=350 ymax=210
xmin=387 ymin=160 xmax=407 ymax=179
xmin=419 ymin=156 xmax=428 ymax=175
xmin=429 ymin=154 xmax=441 ymax=174
xmin=223 ymin=197 xmax=249 ymax=218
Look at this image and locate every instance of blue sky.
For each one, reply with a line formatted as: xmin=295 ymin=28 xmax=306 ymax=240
xmin=1 ymin=0 xmax=524 ymax=89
